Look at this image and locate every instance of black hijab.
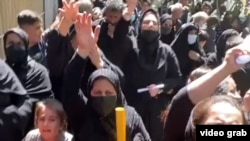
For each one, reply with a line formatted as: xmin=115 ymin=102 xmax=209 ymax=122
xmin=170 ymin=23 xmax=200 ymax=53
xmin=79 ymin=69 xmax=127 ymax=141
xmin=3 ymin=28 xmax=29 ymax=67
xmin=170 ymin=23 xmax=201 ymax=77
xmin=215 ymin=29 xmax=239 ymax=63
xmin=160 ymin=14 xmax=175 ymax=45
xmin=0 ymin=59 xmax=26 ymax=95
xmin=136 ymin=9 xmax=167 ymax=72
xmin=0 ymin=59 xmax=27 ymax=107
xmin=3 ymin=28 xmax=51 ymax=96
xmin=87 ymin=68 xmax=127 ymax=106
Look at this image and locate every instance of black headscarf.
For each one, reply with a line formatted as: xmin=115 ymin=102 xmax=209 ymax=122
xmin=0 ymin=59 xmax=26 ymax=95
xmin=0 ymin=59 xmax=27 ymax=107
xmin=3 ymin=28 xmax=29 ymax=67
xmin=160 ymin=14 xmax=175 ymax=45
xmin=170 ymin=23 xmax=202 ymax=77
xmin=3 ymin=28 xmax=52 ymax=96
xmin=87 ymin=68 xmax=127 ymax=106
xmin=136 ymin=9 xmax=167 ymax=71
xmin=79 ymin=69 xmax=127 ymax=141
xmin=215 ymin=29 xmax=239 ymax=63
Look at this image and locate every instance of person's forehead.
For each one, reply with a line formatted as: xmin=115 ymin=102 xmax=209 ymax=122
xmin=143 ymin=13 xmax=157 ymax=21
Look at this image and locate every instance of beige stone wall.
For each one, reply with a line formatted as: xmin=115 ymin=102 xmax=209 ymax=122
xmin=0 ymin=0 xmax=44 ymax=59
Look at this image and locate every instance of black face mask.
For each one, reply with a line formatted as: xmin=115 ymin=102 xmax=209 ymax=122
xmin=161 ymin=27 xmax=172 ymax=35
xmin=140 ymin=30 xmax=159 ymax=43
xmin=91 ymin=95 xmax=117 ymax=116
xmin=5 ymin=44 xmax=27 ymax=64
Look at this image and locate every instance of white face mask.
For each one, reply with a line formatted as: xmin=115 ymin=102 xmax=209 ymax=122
xmin=188 ymin=34 xmax=198 ymax=45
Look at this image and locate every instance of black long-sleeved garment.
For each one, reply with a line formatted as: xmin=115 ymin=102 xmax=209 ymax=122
xmin=3 ymin=28 xmax=53 ymax=134
xmin=3 ymin=28 xmax=53 ymax=99
xmin=0 ymin=59 xmax=33 ymax=141
xmin=62 ymin=51 xmax=124 ymax=137
xmin=45 ymin=29 xmax=75 ymax=101
xmin=164 ymin=87 xmax=194 ymax=141
xmin=95 ymin=18 xmax=134 ymax=70
xmin=114 ymin=9 xmax=182 ymax=141
xmin=62 ymin=53 xmax=151 ymax=141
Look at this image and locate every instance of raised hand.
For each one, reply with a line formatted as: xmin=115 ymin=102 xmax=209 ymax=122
xmin=59 ymin=0 xmax=79 ymax=23
xmin=126 ymin=0 xmax=138 ymax=13
xmin=123 ymin=0 xmax=138 ymax=21
xmin=75 ymin=12 xmax=100 ymax=57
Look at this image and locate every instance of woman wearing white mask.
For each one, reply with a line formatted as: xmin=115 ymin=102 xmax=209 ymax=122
xmin=170 ymin=23 xmax=207 ymax=89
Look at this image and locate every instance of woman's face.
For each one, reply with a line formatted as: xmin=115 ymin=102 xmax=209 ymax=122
xmin=5 ymin=33 xmax=25 ymax=48
xmin=91 ymin=78 xmax=117 ymax=97
xmin=141 ymin=13 xmax=159 ymax=31
xmin=37 ymin=107 xmax=62 ymax=140
xmin=162 ymin=19 xmax=173 ymax=29
xmin=201 ymin=102 xmax=244 ymax=125
xmin=189 ymin=29 xmax=198 ymax=35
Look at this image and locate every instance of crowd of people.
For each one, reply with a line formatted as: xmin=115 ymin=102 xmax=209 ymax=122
xmin=1 ymin=0 xmax=250 ymax=141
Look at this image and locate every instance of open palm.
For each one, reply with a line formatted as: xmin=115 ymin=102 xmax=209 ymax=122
xmin=59 ymin=0 xmax=79 ymax=22
xmin=75 ymin=12 xmax=100 ymax=55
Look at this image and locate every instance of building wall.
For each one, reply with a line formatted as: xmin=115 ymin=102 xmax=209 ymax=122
xmin=0 ymin=0 xmax=44 ymax=59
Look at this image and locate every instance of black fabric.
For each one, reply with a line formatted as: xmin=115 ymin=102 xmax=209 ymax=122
xmin=116 ymin=9 xmax=182 ymax=141
xmin=0 ymin=59 xmax=26 ymax=95
xmin=160 ymin=14 xmax=175 ymax=45
xmin=184 ymin=109 xmax=195 ymax=141
xmin=170 ymin=23 xmax=205 ymax=79
xmin=96 ymin=17 xmax=133 ymax=69
xmin=232 ymin=64 xmax=250 ymax=97
xmin=136 ymin=9 xmax=167 ymax=72
xmin=164 ymin=87 xmax=195 ymax=141
xmin=45 ymin=29 xmax=75 ymax=101
xmin=62 ymin=54 xmax=150 ymax=141
xmin=206 ymin=29 xmax=239 ymax=68
xmin=0 ymin=59 xmax=33 ymax=141
xmin=3 ymin=28 xmax=53 ymax=134
xmin=3 ymin=28 xmax=52 ymax=97
xmin=62 ymin=52 xmax=124 ymax=138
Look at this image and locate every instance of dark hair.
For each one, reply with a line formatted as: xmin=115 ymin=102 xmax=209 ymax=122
xmin=192 ymin=95 xmax=246 ymax=125
xmin=17 ymin=9 xmax=42 ymax=27
xmin=35 ymin=99 xmax=68 ymax=131
xmin=199 ymin=30 xmax=209 ymax=42
xmin=188 ymin=66 xmax=211 ymax=83
xmin=104 ymin=0 xmax=125 ymax=13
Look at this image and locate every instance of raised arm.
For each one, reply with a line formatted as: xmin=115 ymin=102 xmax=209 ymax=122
xmin=188 ymin=46 xmax=249 ymax=104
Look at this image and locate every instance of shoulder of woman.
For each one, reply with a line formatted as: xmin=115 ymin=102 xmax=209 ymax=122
xmin=22 ymin=129 xmax=41 ymax=141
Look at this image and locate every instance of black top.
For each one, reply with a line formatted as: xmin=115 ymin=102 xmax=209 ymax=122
xmin=164 ymin=87 xmax=195 ymax=141
xmin=3 ymin=28 xmax=53 ymax=99
xmin=170 ymin=23 xmax=205 ymax=78
xmin=0 ymin=59 xmax=33 ymax=141
xmin=62 ymin=54 xmax=151 ymax=141
xmin=116 ymin=9 xmax=182 ymax=106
